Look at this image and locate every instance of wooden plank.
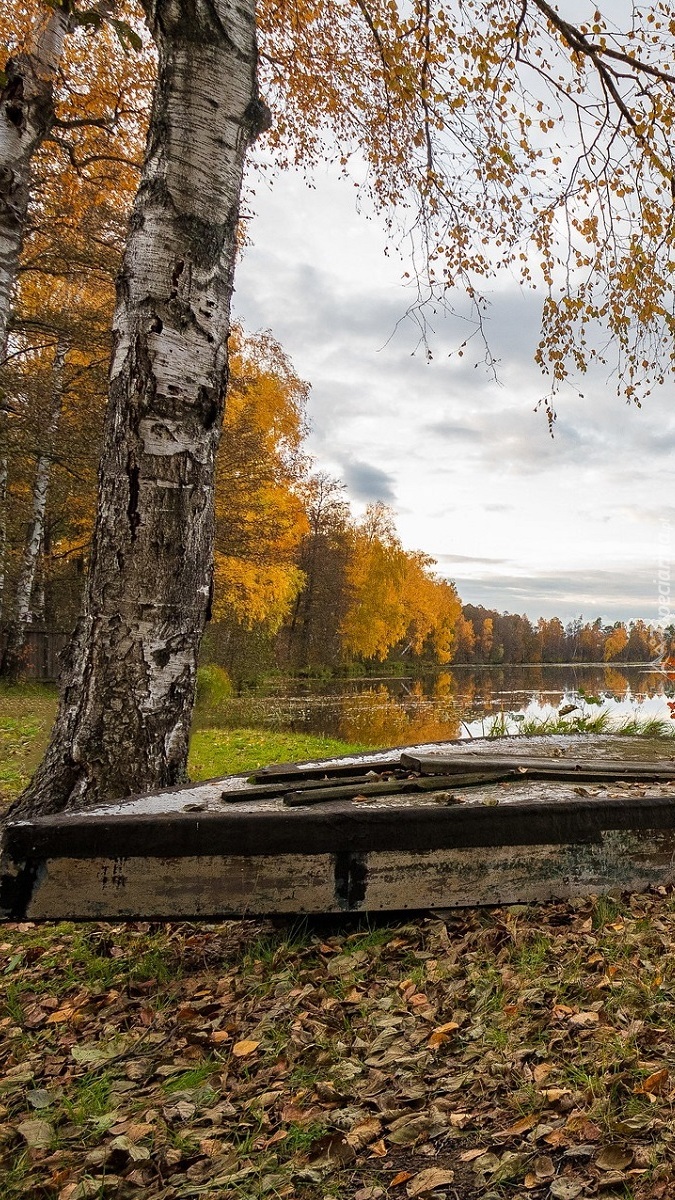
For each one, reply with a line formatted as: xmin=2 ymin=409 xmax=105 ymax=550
xmin=250 ymin=759 xmax=402 ymax=783
xmin=282 ymin=771 xmax=514 ymax=806
xmin=401 ymin=752 xmax=675 ymax=780
xmin=21 ymin=854 xmax=336 ymax=920
xmin=221 ymin=771 xmax=395 ymax=803
xmin=362 ymin=828 xmax=675 ymax=909
xmin=7 ymin=789 xmax=675 ymax=868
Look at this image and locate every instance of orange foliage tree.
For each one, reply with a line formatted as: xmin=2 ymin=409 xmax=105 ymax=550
xmin=0 ymin=7 xmax=152 ymax=670
xmin=340 ymin=502 xmax=462 ymax=663
xmin=212 ymin=328 xmax=309 ymax=635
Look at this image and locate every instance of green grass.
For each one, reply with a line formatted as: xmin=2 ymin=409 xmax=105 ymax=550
xmin=520 ymin=709 xmax=613 ymax=735
xmin=187 ymin=727 xmax=373 ymax=780
xmin=615 ymin=715 xmax=675 ymax=737
xmin=0 ymin=683 xmax=58 ymax=808
xmin=0 ymin=682 xmax=374 ymax=807
xmin=485 ymin=708 xmax=675 ymax=739
xmin=163 ymin=1063 xmax=220 ymax=1094
xmin=65 ymin=1072 xmax=114 ymax=1127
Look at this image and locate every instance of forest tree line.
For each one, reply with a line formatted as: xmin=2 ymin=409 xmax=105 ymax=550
xmin=454 ymin=609 xmax=671 ymax=667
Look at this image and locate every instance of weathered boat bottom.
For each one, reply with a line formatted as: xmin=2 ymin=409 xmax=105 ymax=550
xmin=4 ymin=828 xmax=675 ymax=919
xmin=4 ymin=734 xmax=675 ymax=919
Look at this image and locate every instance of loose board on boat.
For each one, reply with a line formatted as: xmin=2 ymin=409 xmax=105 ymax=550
xmin=3 ymin=734 xmax=675 ymax=919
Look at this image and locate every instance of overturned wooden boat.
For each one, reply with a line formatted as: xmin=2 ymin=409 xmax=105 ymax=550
xmin=3 ymin=733 xmax=675 ymax=919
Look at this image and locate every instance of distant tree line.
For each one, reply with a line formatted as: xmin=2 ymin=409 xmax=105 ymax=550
xmin=453 ymin=608 xmax=670 ymax=666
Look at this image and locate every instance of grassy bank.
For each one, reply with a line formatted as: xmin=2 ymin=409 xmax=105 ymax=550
xmin=0 ymin=684 xmax=374 ymax=812
xmin=188 ymin=729 xmax=373 ymax=783
xmin=0 ymin=685 xmax=58 ymax=808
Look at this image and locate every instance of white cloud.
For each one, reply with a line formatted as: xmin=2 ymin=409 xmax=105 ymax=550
xmin=234 ymin=161 xmax=675 ymax=623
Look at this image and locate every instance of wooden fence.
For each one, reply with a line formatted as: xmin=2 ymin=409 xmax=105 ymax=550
xmin=0 ymin=629 xmax=68 ymax=681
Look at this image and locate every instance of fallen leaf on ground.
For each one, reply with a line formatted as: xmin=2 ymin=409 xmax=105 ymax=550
xmin=471 ymin=1151 xmax=501 ymax=1174
xmin=18 ymin=1118 xmax=53 ymax=1148
xmin=460 ymin=1147 xmax=489 ymax=1163
xmin=533 ymin=1154 xmax=555 ymax=1180
xmin=496 ymin=1113 xmax=538 ymax=1139
xmin=549 ymin=1181 xmax=584 ymax=1200
xmin=388 ymin=1113 xmax=437 ymax=1146
xmin=595 ymin=1144 xmax=633 ymax=1171
xmin=232 ymin=1039 xmax=260 ymax=1057
xmin=46 ymin=1006 xmax=78 ymax=1024
xmin=569 ymin=1010 xmax=600 ymax=1027
xmin=533 ymin=1062 xmax=553 ymax=1084
xmin=428 ymin=1021 xmax=459 ymax=1047
xmin=406 ymin=1167 xmax=455 ymax=1196
xmin=346 ymin=1117 xmax=382 ymax=1150
xmin=635 ymin=1068 xmax=668 ymax=1095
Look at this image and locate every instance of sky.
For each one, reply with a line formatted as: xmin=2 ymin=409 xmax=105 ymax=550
xmin=233 ymin=162 xmax=675 ymax=628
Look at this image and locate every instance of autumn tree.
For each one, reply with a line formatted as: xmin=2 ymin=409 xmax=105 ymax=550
xmin=0 ymin=260 xmax=112 ymax=670
xmin=604 ymin=623 xmax=628 ymax=663
xmin=577 ymin=618 xmax=604 ymax=663
xmin=539 ymin=617 xmax=566 ymax=663
xmin=0 ymin=1 xmax=72 ymax=352
xmin=209 ymin=327 xmax=309 ymax=670
xmin=0 ymin=0 xmax=145 ymax=352
xmin=479 ymin=617 xmax=494 ymax=663
xmin=452 ymin=615 xmax=476 ymax=663
xmin=283 ymin=472 xmax=353 ymax=671
xmin=0 ymin=13 xmax=150 ymax=671
xmin=340 ymin=503 xmax=461 ymax=664
xmin=11 ymin=0 xmax=262 ymax=816
xmin=626 ymin=619 xmax=656 ymax=663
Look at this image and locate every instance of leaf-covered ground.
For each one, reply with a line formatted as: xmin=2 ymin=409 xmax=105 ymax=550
xmin=3 ymin=892 xmax=675 ymax=1199
xmin=4 ymin=694 xmax=675 ymax=1197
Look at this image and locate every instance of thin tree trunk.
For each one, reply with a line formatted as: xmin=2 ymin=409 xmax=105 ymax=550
xmin=2 ymin=339 xmax=66 ymax=677
xmin=0 ymin=448 xmax=7 ymax=620
xmin=0 ymin=6 xmax=70 ymax=355
xmin=32 ymin=533 xmax=46 ymax=625
xmin=11 ymin=0 xmax=263 ymax=816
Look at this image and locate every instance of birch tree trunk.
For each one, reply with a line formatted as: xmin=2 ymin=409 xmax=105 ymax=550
xmin=0 ymin=5 xmax=70 ymax=355
xmin=1 ymin=339 xmax=66 ymax=677
xmin=11 ymin=0 xmax=262 ymax=816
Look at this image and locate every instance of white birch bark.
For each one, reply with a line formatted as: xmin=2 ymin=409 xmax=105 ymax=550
xmin=2 ymin=339 xmax=66 ymax=675
xmin=0 ymin=6 xmax=70 ymax=355
xmin=12 ymin=0 xmax=264 ymax=815
xmin=32 ymin=534 xmax=46 ymax=625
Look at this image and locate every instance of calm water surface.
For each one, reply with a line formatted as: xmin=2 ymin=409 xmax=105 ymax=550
xmin=194 ymin=664 xmax=675 ymax=747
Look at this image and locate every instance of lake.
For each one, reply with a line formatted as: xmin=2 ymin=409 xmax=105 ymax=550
xmin=194 ymin=663 xmax=675 ymax=747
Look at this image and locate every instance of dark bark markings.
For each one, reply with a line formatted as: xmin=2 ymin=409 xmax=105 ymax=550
xmin=12 ymin=0 xmax=261 ymax=816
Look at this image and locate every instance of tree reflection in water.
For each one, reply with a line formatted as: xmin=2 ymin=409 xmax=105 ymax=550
xmin=192 ymin=664 xmax=675 ymax=747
